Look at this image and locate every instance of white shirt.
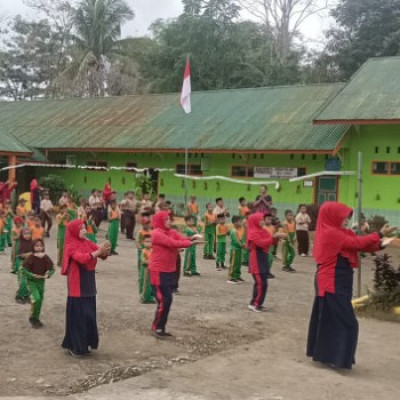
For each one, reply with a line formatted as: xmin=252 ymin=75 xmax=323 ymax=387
xmin=40 ymin=199 xmax=53 ymax=212
xmin=295 ymin=212 xmax=311 ymax=231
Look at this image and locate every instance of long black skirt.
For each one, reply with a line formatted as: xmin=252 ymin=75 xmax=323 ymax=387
xmin=62 ymin=296 xmax=99 ymax=355
xmin=306 ymin=293 xmax=358 ymax=369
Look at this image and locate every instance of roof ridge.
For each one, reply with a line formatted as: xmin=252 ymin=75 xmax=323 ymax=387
xmin=0 ymin=82 xmax=345 ymax=106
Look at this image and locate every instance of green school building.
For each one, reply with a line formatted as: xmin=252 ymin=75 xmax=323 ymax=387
xmin=0 ymin=57 xmax=400 ymax=222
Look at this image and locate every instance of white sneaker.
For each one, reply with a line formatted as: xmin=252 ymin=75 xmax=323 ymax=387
xmin=248 ymin=305 xmax=261 ymax=313
xmin=301 ymin=253 xmax=307 ymax=257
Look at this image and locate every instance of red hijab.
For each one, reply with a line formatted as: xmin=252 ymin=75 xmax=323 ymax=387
xmin=61 ymin=219 xmax=98 ymax=275
xmin=30 ymin=179 xmax=38 ymax=204
xmin=103 ymin=183 xmax=112 ymax=202
xmin=313 ymin=201 xmax=357 ymax=267
xmin=247 ymin=212 xmax=268 ymax=246
xmin=152 ymin=211 xmax=169 ymax=232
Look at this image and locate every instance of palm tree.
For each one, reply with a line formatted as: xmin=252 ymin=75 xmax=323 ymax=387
xmin=60 ymin=0 xmax=135 ymax=96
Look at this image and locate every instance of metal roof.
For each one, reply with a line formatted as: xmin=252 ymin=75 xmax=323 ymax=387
xmin=0 ymin=131 xmax=32 ymax=154
xmin=315 ymin=57 xmax=400 ymax=124
xmin=0 ymin=84 xmax=347 ymax=152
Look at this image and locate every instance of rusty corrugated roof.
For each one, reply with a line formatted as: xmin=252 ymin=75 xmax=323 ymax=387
xmin=0 ymin=83 xmax=348 ymax=152
xmin=315 ymin=57 xmax=400 ymax=123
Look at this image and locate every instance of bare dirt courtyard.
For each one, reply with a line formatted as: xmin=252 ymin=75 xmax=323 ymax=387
xmin=1 ymin=223 xmax=399 ymax=399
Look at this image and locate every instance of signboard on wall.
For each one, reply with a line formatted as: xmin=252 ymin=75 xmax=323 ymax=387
xmin=254 ymin=167 xmax=298 ymax=179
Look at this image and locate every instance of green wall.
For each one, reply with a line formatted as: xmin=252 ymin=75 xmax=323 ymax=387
xmin=37 ymin=151 xmax=326 ymax=217
xmin=339 ymin=125 xmax=400 ymax=223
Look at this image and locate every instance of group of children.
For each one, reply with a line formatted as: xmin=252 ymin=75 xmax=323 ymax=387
xmin=133 ymin=194 xmax=313 ymax=314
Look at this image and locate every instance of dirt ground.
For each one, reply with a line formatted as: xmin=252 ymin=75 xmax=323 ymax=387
xmin=1 ymin=223 xmax=399 ymax=399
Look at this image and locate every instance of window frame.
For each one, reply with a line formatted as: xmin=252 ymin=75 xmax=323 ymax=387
xmin=371 ymin=160 xmax=394 ymax=176
xmin=175 ymin=163 xmax=203 ymax=176
xmin=231 ymin=165 xmax=254 ymax=178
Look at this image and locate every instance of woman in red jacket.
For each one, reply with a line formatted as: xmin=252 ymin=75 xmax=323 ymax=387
xmin=61 ymin=219 xmax=109 ymax=356
xmin=307 ymin=202 xmax=394 ymax=369
xmin=149 ymin=211 xmax=202 ymax=339
xmin=247 ymin=213 xmax=285 ymax=312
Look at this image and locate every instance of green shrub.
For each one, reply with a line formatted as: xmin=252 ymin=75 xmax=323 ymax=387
xmin=39 ymin=175 xmax=68 ymax=204
xmin=372 ymin=254 xmax=400 ymax=309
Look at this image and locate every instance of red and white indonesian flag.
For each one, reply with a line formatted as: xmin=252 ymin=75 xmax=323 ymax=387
xmin=180 ymin=56 xmax=191 ymax=114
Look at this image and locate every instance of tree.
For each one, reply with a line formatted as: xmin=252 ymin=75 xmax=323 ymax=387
xmin=324 ymin=0 xmax=400 ymax=80
xmin=0 ymin=16 xmax=69 ymax=100
xmin=60 ymin=0 xmax=135 ymax=96
xmin=238 ymin=0 xmax=330 ymax=64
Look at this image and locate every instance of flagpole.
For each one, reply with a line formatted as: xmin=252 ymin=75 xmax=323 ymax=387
xmin=180 ymin=54 xmax=191 ymax=208
xmin=184 ymin=128 xmax=189 ymax=207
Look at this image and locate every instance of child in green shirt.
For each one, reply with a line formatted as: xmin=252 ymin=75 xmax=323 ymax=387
xmin=183 ymin=215 xmax=201 ymax=276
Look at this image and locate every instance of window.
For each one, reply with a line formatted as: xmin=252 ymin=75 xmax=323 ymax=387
xmin=231 ymin=165 xmax=254 ymax=178
xmin=297 ymin=168 xmax=306 ymax=177
xmin=372 ymin=161 xmax=389 ymax=174
xmin=391 ymin=162 xmax=400 ymax=175
xmin=312 ymin=154 xmax=317 ymax=161
xmin=87 ymin=161 xmax=108 ymax=171
xmin=126 ymin=162 xmax=138 ymax=172
xmin=387 ymin=147 xmax=391 ymax=154
xmin=175 ymin=164 xmax=203 ymax=176
xmin=375 ymin=147 xmax=379 ymax=154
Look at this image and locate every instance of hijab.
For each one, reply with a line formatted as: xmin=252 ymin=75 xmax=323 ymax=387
xmin=313 ymin=201 xmax=355 ymax=267
xmin=246 ymin=212 xmax=269 ymax=246
xmin=61 ymin=219 xmax=98 ymax=275
xmin=152 ymin=211 xmax=169 ymax=232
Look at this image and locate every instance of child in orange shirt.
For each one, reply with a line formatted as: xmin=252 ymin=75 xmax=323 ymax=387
xmin=282 ymin=210 xmax=296 ymax=273
xmin=31 ymin=217 xmax=45 ymax=240
xmin=16 ymin=199 xmax=27 ymax=219
xmin=107 ymin=199 xmax=121 ymax=255
xmin=216 ymin=213 xmax=229 ymax=271
xmin=0 ymin=210 xmax=7 ymax=253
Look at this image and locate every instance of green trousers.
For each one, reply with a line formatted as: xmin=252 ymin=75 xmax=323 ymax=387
xmin=283 ymin=238 xmax=296 ymax=267
xmin=57 ymin=227 xmax=66 ymax=267
xmin=0 ymin=232 xmax=6 ymax=252
xmin=242 ymin=248 xmax=249 ymax=265
xmin=203 ymin=226 xmax=216 ymax=257
xmin=16 ymin=258 xmax=29 ymax=299
xmin=6 ymin=218 xmax=12 ymax=247
xmin=229 ymin=248 xmax=242 ymax=279
xmin=268 ymin=245 xmax=276 ymax=271
xmin=108 ymin=219 xmax=120 ymax=252
xmin=26 ymin=278 xmax=45 ymax=320
xmin=216 ymin=241 xmax=226 ymax=265
xmin=184 ymin=246 xmax=197 ymax=274
xmin=139 ymin=265 xmax=154 ymax=303
xmin=87 ymin=233 xmax=97 ymax=243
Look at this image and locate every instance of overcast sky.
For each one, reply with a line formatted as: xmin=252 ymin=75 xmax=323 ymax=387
xmin=0 ymin=0 xmax=332 ymax=46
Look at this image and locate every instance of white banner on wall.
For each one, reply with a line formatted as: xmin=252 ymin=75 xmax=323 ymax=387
xmin=254 ymin=167 xmax=298 ymax=179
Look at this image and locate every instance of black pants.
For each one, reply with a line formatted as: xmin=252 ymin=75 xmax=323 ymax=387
xmin=250 ymin=273 xmax=268 ymax=308
xmin=93 ymin=208 xmax=103 ymax=228
xmin=297 ymin=230 xmax=310 ymax=255
xmin=175 ymin=254 xmax=181 ymax=291
xmin=151 ymin=272 xmax=175 ymax=332
xmin=40 ymin=211 xmax=52 ymax=234
xmin=122 ymin=211 xmax=135 ymax=239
